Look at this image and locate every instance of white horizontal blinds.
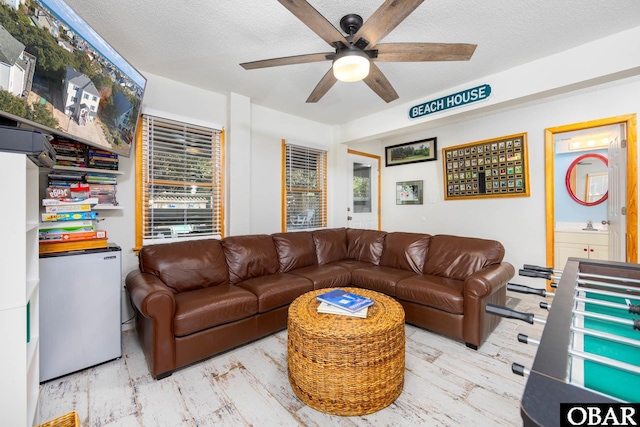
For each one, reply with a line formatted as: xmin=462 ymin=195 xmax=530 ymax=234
xmin=141 ymin=115 xmax=222 ymax=242
xmin=285 ymin=143 xmax=327 ymax=230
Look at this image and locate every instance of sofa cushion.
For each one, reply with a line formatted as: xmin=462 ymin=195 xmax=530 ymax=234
xmin=288 ymin=264 xmax=351 ymax=289
xmin=423 ymin=235 xmax=505 ymax=281
xmin=312 ymin=228 xmax=348 ymax=265
xmin=139 ymin=239 xmax=229 ymax=293
xmin=235 ymin=273 xmax=313 ymax=313
xmin=272 ymin=231 xmax=317 ymax=272
xmin=173 ymin=284 xmax=258 ymax=337
xmin=351 ymin=266 xmax=417 ymax=296
xmin=380 ymin=232 xmax=431 ymax=274
xmin=346 ymin=228 xmax=386 ymax=265
xmin=396 ymin=275 xmax=465 ymax=314
xmin=222 ymin=235 xmax=280 ymax=285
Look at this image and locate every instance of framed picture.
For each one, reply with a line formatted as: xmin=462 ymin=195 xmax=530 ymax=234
xmin=442 ymin=132 xmax=530 ymax=200
xmin=396 ymin=180 xmax=423 ymax=205
xmin=385 ymin=137 xmax=437 ymax=167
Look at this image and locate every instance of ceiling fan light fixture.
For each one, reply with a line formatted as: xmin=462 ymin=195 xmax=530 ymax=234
xmin=332 ymin=50 xmax=370 ymax=82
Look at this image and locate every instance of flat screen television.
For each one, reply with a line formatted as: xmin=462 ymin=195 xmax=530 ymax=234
xmin=0 ymin=0 xmax=146 ymax=157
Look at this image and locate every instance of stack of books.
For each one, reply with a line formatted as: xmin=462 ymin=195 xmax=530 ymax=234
xmin=50 ymin=138 xmax=85 ymax=168
xmin=85 ymin=172 xmax=118 ymax=206
xmin=88 ymin=147 xmax=119 ymax=171
xmin=39 ymin=196 xmax=107 ymax=254
xmin=316 ymin=289 xmax=374 ymax=318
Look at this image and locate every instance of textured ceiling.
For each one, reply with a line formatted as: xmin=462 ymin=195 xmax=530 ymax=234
xmin=64 ymin=0 xmax=640 ymax=125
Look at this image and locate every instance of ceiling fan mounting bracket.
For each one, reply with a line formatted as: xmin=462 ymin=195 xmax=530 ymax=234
xmin=340 ymin=14 xmax=363 ymax=35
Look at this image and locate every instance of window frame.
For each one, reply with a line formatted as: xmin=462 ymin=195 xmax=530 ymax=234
xmin=281 ymin=139 xmax=327 ymax=232
xmin=135 ymin=114 xmax=225 ymax=251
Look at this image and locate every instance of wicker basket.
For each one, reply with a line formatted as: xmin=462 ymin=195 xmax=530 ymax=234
xmin=37 ymin=411 xmax=80 ymax=427
xmin=288 ymin=288 xmax=405 ymax=416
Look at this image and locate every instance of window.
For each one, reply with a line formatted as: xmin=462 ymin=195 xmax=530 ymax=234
xmin=83 ymin=93 xmax=89 ymax=100
xmin=136 ymin=114 xmax=224 ymax=248
xmin=282 ymin=140 xmax=327 ymax=231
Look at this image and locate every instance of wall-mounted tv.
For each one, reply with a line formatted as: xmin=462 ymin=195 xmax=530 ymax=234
xmin=0 ymin=0 xmax=146 ymax=157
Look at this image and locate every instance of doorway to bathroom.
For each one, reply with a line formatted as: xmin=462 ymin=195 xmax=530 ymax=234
xmin=545 ymin=114 xmax=637 ymax=272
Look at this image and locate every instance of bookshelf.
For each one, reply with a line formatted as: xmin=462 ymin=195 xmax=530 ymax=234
xmin=0 ymin=153 xmax=40 ymax=426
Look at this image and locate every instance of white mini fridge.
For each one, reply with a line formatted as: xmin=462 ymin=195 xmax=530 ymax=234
xmin=39 ymin=246 xmax=122 ymax=382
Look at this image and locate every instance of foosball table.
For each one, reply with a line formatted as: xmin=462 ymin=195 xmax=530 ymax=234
xmin=487 ymin=257 xmax=640 ymax=426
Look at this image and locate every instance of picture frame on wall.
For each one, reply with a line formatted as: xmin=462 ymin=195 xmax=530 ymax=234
xmin=442 ymin=132 xmax=530 ymax=200
xmin=396 ymin=180 xmax=423 ymax=205
xmin=385 ymin=137 xmax=437 ymax=167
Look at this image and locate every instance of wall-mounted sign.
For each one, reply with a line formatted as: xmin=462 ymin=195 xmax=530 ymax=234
xmin=409 ymin=84 xmax=492 ymax=119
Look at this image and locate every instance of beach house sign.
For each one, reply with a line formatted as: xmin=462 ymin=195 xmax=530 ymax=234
xmin=409 ymin=84 xmax=491 ymax=119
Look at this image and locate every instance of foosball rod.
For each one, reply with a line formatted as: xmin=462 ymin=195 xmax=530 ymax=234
xmin=507 ymin=282 xmax=554 ymax=297
xmin=576 ymin=285 xmax=640 ymax=307
xmin=572 ymin=307 xmax=640 ymax=330
xmin=577 ymin=278 xmax=640 ymax=295
xmin=569 ymin=349 xmax=640 ymax=376
xmin=578 ymin=271 xmax=640 ymax=286
xmin=517 ymin=333 xmax=540 ymax=346
xmin=572 ymin=325 xmax=640 ymax=349
xmin=485 ymin=304 xmax=547 ymax=325
xmin=511 ymin=363 xmax=530 ymax=377
xmin=519 ymin=269 xmax=561 ymax=281
xmin=522 ymin=264 xmax=563 ymax=275
xmin=574 ymin=295 xmax=640 ymax=315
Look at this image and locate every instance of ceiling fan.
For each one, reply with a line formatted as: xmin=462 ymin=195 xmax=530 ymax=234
xmin=240 ymin=0 xmax=477 ymax=103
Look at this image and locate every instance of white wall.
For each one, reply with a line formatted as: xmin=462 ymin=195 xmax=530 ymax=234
xmin=248 ymin=104 xmax=335 ymax=235
xmin=109 ymin=71 xmax=228 ymax=327
xmin=368 ymin=77 xmax=639 ymax=287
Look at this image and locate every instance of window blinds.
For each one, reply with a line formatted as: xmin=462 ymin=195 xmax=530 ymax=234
xmin=141 ymin=115 xmax=223 ymax=243
xmin=284 ymin=143 xmax=327 ymax=230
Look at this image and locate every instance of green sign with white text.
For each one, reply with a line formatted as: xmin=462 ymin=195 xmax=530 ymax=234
xmin=409 ymin=84 xmax=492 ymax=119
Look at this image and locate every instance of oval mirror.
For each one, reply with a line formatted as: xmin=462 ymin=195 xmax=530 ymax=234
xmin=565 ymin=153 xmax=608 ymax=206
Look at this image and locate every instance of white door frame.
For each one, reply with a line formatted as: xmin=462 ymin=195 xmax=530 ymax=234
xmin=347 ymin=149 xmax=381 ymax=230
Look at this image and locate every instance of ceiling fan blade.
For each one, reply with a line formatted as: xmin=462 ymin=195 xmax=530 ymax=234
xmin=306 ymin=68 xmax=337 ymax=103
xmin=353 ymin=0 xmax=425 ymax=48
xmin=278 ymin=0 xmax=349 ymax=48
xmin=240 ymin=52 xmax=332 ymax=70
xmin=363 ymin=63 xmax=399 ymax=103
xmin=375 ymin=43 xmax=477 ymax=62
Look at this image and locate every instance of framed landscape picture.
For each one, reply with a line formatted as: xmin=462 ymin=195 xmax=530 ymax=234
xmin=385 ymin=137 xmax=437 ymax=167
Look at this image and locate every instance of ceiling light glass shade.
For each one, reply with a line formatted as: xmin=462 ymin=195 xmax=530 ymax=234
xmin=332 ymin=50 xmax=370 ymax=82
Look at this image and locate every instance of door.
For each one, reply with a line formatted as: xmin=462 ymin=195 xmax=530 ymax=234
xmin=607 ymin=127 xmax=626 ymax=261
xmin=347 ymin=151 xmax=380 ymax=230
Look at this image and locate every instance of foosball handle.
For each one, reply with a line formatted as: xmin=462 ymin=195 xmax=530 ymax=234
xmin=629 ymin=304 xmax=640 ymax=315
xmin=519 ymin=269 xmax=551 ymax=279
xmin=511 ymin=363 xmax=529 ymax=377
xmin=540 ymin=302 xmax=550 ymax=310
xmin=486 ymin=303 xmax=535 ymax=324
xmin=507 ymin=283 xmax=547 ymax=297
xmin=523 ymin=264 xmax=554 ymax=274
xmin=550 ymin=282 xmax=558 ymax=288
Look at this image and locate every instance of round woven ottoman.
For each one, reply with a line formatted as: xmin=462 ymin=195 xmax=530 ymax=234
xmin=287 ymin=287 xmax=405 ymax=416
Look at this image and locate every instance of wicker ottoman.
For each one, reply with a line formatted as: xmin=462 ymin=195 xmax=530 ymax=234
xmin=287 ymin=287 xmax=405 ymax=416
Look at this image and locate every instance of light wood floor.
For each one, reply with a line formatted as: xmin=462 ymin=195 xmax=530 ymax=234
xmin=36 ymin=293 xmax=546 ymax=427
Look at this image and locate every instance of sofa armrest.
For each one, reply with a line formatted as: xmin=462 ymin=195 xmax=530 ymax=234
xmin=126 ymin=269 xmax=176 ymax=319
xmin=464 ymin=262 xmax=515 ymax=299
xmin=125 ymin=269 xmax=177 ymax=378
xmin=462 ymin=262 xmax=515 ymax=348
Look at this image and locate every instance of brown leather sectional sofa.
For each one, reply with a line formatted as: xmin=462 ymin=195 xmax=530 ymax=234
xmin=126 ymin=227 xmax=514 ymax=379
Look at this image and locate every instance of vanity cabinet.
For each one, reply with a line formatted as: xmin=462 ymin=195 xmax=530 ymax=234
xmin=554 ymin=231 xmax=609 ymax=268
